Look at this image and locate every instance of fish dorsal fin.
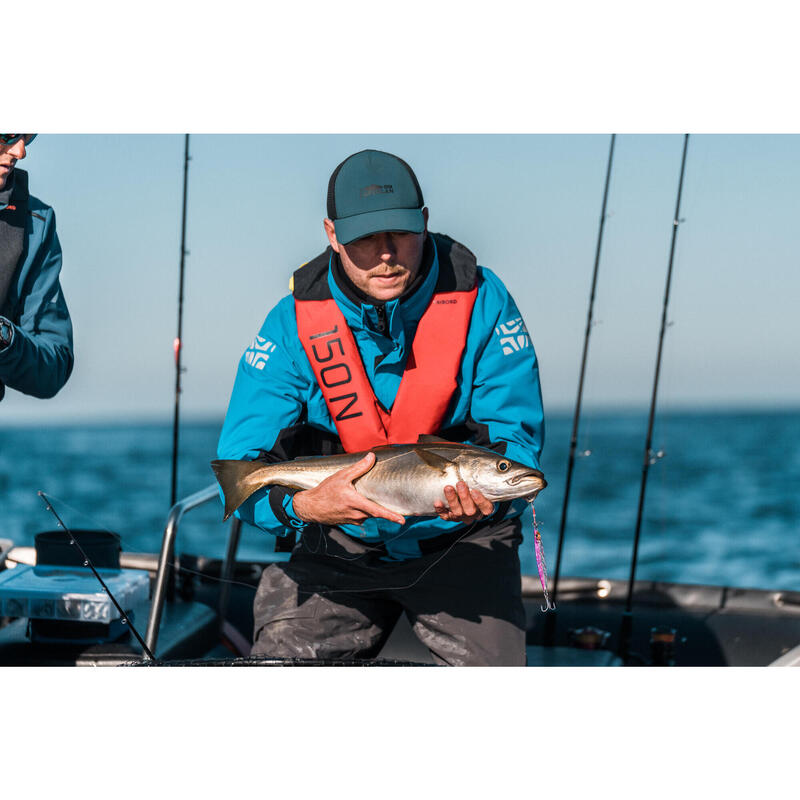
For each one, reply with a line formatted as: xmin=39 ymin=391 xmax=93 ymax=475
xmin=414 ymin=447 xmax=452 ymax=472
xmin=416 ymin=434 xmax=448 ymax=444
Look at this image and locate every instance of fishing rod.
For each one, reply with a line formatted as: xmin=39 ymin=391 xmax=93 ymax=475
xmin=547 ymin=134 xmax=616 ymax=633
xmin=618 ymin=133 xmax=690 ymax=663
xmin=171 ymin=133 xmax=191 ymax=508
xmin=37 ymin=491 xmax=156 ymax=661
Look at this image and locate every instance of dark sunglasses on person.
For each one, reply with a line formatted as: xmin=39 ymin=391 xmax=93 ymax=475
xmin=0 ymin=134 xmax=37 ymax=146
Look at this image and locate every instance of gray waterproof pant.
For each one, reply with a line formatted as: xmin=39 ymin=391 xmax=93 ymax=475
xmin=251 ymin=516 xmax=527 ymax=666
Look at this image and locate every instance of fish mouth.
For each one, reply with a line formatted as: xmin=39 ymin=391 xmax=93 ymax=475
xmin=507 ymin=471 xmax=547 ymax=489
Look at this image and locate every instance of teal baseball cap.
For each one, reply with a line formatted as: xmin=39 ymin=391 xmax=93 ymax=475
xmin=327 ymin=149 xmax=426 ymax=244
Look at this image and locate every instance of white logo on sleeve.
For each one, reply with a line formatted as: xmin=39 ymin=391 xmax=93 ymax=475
xmin=244 ymin=336 xmax=277 ymax=370
xmin=495 ymin=317 xmax=531 ymax=355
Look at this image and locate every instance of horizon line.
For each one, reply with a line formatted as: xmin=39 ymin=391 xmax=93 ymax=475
xmin=2 ymin=402 xmax=799 ymax=430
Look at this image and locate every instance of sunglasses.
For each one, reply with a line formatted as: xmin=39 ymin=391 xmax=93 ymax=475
xmin=0 ymin=134 xmax=37 ymax=146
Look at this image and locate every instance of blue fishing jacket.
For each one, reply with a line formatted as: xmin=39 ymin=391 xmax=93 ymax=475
xmin=217 ymin=233 xmax=544 ymax=559
xmin=0 ymin=175 xmax=73 ymax=400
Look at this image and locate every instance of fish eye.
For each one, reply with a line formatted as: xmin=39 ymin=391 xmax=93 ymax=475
xmin=497 ymin=461 xmax=510 ymax=472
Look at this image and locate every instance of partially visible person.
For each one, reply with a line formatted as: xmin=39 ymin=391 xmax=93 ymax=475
xmin=0 ymin=134 xmax=73 ymax=402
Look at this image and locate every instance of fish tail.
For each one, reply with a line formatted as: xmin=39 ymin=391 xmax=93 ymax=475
xmin=211 ymin=459 xmax=274 ymax=521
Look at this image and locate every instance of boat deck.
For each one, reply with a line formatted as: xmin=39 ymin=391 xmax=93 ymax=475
xmin=2 ymin=557 xmax=799 ymax=666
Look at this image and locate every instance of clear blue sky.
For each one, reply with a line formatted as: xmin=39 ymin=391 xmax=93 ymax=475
xmin=2 ymin=133 xmax=798 ymax=424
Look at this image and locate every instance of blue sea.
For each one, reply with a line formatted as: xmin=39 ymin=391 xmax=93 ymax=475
xmin=1 ymin=410 xmax=798 ymax=592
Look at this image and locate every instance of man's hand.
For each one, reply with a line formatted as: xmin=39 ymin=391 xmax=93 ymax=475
xmin=291 ymin=451 xmax=406 ymax=527
xmin=433 ymin=481 xmax=494 ymax=524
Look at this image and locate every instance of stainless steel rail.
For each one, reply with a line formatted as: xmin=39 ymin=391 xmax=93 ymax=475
xmin=144 ymin=483 xmax=232 ymax=657
xmin=217 ymin=515 xmax=242 ymax=634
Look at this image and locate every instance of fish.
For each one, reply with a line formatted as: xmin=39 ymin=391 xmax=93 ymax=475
xmin=211 ymin=436 xmax=546 ymax=521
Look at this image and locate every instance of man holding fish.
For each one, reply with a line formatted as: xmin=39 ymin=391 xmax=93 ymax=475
xmin=216 ymin=149 xmax=545 ymax=665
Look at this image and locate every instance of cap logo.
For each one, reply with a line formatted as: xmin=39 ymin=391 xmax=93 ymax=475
xmin=360 ymin=183 xmax=394 ymax=198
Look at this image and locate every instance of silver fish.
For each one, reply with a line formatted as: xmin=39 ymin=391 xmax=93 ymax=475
xmin=211 ymin=436 xmax=546 ymax=521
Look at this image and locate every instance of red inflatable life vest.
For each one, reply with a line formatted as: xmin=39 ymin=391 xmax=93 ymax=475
xmin=296 ymin=286 xmax=477 ymax=453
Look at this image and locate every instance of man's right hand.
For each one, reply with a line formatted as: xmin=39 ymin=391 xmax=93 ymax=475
xmin=291 ymin=451 xmax=406 ymax=527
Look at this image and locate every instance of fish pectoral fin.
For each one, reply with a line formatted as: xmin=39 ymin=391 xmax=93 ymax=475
xmin=413 ymin=447 xmax=452 ymax=473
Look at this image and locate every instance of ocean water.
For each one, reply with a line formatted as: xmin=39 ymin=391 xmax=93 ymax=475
xmin=1 ymin=410 xmax=798 ymax=591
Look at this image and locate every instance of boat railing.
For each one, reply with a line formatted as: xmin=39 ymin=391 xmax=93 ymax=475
xmin=144 ymin=483 xmax=242 ymax=657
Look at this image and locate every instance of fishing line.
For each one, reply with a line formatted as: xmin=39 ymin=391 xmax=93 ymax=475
xmin=309 ymin=519 xmax=482 ymax=597
xmin=28 ymin=492 xmax=470 ymax=597
xmin=29 ymin=492 xmax=531 ymax=608
xmin=307 ymin=498 xmax=545 ymax=598
xmin=27 ymin=490 xmax=431 ymax=597
xmin=300 ymin=521 xmax=422 ymax=562
xmin=298 ymin=494 xmax=541 ymax=596
xmin=36 ymin=491 xmax=156 ymax=661
xmin=300 ymin=524 xmax=388 ymax=559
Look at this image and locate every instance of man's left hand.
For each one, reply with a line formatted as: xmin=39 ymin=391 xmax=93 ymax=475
xmin=433 ymin=481 xmax=494 ymax=524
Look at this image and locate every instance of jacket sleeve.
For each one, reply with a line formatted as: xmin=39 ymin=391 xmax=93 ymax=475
xmin=216 ymin=299 xmax=311 ymax=536
xmin=0 ymin=208 xmax=74 ymax=398
xmin=468 ymin=267 xmax=545 ymax=470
